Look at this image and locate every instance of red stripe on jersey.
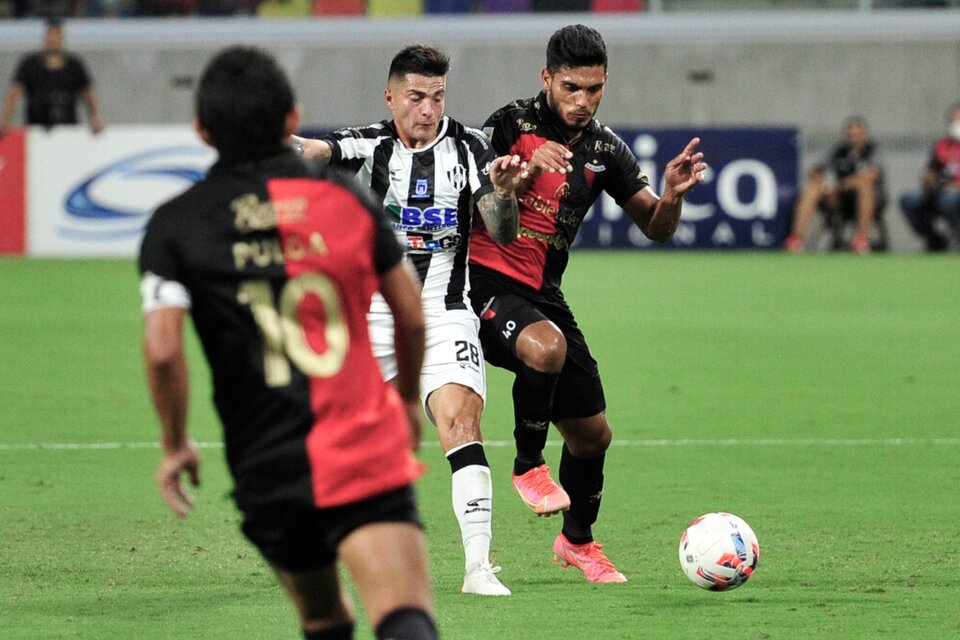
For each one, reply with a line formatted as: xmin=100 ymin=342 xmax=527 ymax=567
xmin=0 ymin=129 xmax=26 ymax=255
xmin=469 ymin=133 xmax=567 ymax=291
xmin=268 ymin=178 xmax=421 ymax=508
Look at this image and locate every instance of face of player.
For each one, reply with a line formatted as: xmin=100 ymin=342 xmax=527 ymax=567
xmin=542 ymin=65 xmax=607 ymax=140
xmin=385 ymin=73 xmax=446 ymax=149
xmin=844 ymin=121 xmax=869 ymax=149
xmin=44 ymin=26 xmax=63 ymax=52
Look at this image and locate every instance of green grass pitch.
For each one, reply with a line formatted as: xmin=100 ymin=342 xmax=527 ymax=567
xmin=1 ymin=252 xmax=958 ymax=639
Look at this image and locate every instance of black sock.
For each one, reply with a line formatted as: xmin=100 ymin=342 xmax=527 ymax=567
xmin=304 ymin=621 xmax=354 ymax=640
xmin=375 ymin=607 xmax=437 ymax=640
xmin=559 ymin=444 xmax=605 ymax=544
xmin=512 ymin=364 xmax=560 ymax=474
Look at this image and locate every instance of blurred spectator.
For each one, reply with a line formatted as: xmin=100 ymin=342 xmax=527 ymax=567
xmin=0 ymin=18 xmax=103 ymax=136
xmin=899 ymin=103 xmax=960 ymax=252
xmin=785 ymin=116 xmax=885 ymax=254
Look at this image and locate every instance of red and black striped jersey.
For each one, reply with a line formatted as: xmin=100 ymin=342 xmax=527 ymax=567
xmin=470 ymin=92 xmax=650 ymax=292
xmin=139 ymin=148 xmax=419 ymax=512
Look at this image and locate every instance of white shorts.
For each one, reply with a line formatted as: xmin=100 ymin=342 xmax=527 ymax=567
xmin=369 ymin=308 xmax=487 ymax=422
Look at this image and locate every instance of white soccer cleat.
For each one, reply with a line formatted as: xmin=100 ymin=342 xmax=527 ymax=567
xmin=461 ymin=563 xmax=512 ymax=596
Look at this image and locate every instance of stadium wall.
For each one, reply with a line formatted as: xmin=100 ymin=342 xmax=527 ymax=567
xmin=2 ymin=11 xmax=959 ymax=252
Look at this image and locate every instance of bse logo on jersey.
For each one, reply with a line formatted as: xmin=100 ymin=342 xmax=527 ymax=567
xmin=399 ymin=206 xmax=458 ymax=229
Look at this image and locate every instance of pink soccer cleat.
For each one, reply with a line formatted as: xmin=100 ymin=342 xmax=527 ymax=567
xmin=511 ymin=464 xmax=570 ymax=516
xmin=552 ymin=532 xmax=627 ymax=583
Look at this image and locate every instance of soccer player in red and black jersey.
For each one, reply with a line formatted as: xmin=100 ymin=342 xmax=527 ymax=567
xmin=469 ymin=24 xmax=707 ymax=583
xmin=140 ymin=46 xmax=437 ymax=640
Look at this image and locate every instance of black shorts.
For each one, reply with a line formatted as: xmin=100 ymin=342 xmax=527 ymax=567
xmin=240 ymin=485 xmax=421 ymax=573
xmin=469 ymin=265 xmax=605 ymax=420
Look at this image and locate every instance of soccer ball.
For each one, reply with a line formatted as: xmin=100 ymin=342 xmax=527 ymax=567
xmin=678 ymin=512 xmax=760 ymax=591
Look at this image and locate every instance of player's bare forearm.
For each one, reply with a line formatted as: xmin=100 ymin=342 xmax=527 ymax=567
xmin=143 ymin=308 xmax=190 ymax=451
xmin=289 ymin=134 xmax=332 ymax=163
xmin=645 ymin=191 xmax=684 ymax=242
xmin=633 ymin=136 xmax=706 ymax=242
xmin=481 ymin=154 xmax=524 ymax=244
xmin=379 ymin=262 xmax=425 ymax=402
xmin=477 ymin=191 xmax=519 ymax=245
xmin=379 ymin=261 xmax=426 ymax=448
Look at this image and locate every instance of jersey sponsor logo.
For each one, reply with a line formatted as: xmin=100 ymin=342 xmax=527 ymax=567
xmin=399 ymin=206 xmax=458 ymax=228
xmin=446 ymin=164 xmax=467 ymax=192
xmin=405 ymin=233 xmax=462 ymax=252
xmin=585 ymin=161 xmax=606 ymax=173
xmin=519 ymin=224 xmax=569 ymax=250
xmin=232 ymin=193 xmax=308 ymax=232
xmin=518 ymin=192 xmax=559 ymax=217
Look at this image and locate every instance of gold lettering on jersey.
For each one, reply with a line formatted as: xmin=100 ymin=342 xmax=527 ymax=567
xmin=518 ymin=192 xmax=558 ymax=218
xmin=517 ymin=118 xmax=536 ymax=133
xmin=518 ymin=225 xmax=569 ymax=250
xmin=555 ymin=208 xmax=581 ymax=227
xmin=232 ymin=194 xmax=308 ymax=233
xmin=283 ymin=232 xmax=329 ymax=262
xmin=233 ymin=238 xmax=284 ymax=270
xmin=593 ymin=140 xmax=616 ymax=154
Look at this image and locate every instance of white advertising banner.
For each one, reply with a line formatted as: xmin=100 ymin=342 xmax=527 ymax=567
xmin=27 ymin=125 xmax=215 ymax=257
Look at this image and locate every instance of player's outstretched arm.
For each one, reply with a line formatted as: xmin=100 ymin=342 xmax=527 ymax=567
xmin=288 ymin=134 xmax=333 ymax=163
xmin=0 ymin=83 xmax=24 ymax=137
xmin=477 ymin=154 xmax=524 ymax=245
xmin=625 ymin=137 xmax=707 ymax=242
xmin=143 ymin=306 xmax=200 ymax=517
xmin=378 ymin=260 xmax=426 ymax=448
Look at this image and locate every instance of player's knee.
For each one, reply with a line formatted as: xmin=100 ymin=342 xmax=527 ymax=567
xmin=375 ymin=607 xmax=438 ymax=640
xmin=517 ymin=325 xmax=566 ymax=373
xmin=561 ymin=417 xmax=612 ymax=457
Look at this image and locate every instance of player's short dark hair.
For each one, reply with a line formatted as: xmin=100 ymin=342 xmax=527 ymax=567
xmin=388 ymin=44 xmax=450 ymax=81
xmin=546 ymin=24 xmax=608 ymax=72
xmin=45 ymin=17 xmax=62 ymax=30
xmin=196 ymin=46 xmax=294 ymax=157
xmin=843 ymin=115 xmax=868 ymax=130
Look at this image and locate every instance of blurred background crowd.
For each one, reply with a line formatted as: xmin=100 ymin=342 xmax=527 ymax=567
xmin=2 ymin=0 xmax=960 ymax=20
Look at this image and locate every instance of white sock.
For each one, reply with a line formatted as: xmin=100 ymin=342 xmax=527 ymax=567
xmin=450 ymin=463 xmax=494 ymax=573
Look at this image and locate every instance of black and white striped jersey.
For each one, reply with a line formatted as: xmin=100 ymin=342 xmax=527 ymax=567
xmin=322 ymin=116 xmax=495 ymax=313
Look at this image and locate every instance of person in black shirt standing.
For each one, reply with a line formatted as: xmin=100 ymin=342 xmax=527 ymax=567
xmin=1 ymin=18 xmax=104 ymax=136
xmin=469 ymin=24 xmax=706 ymax=584
xmin=140 ymin=46 xmax=438 ymax=640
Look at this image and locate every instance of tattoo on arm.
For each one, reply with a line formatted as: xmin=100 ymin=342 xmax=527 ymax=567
xmin=477 ymin=191 xmax=519 ymax=245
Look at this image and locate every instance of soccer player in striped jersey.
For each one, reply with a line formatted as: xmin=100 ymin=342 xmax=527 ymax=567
xmin=141 ymin=46 xmax=437 ymax=639
xmin=293 ymin=44 xmax=526 ymax=596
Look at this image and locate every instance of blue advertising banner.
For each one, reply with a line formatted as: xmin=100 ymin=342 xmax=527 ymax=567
xmin=574 ymin=128 xmax=799 ymax=250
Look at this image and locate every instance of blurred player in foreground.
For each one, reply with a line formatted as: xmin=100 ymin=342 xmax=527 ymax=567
xmin=469 ymin=24 xmax=706 ymax=583
xmin=293 ymin=44 xmax=524 ymax=596
xmin=140 ymin=46 xmax=438 ymax=639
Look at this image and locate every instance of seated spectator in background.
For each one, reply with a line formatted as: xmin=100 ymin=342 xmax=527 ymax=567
xmin=0 ymin=18 xmax=103 ymax=136
xmin=785 ymin=116 xmax=885 ymax=254
xmin=899 ymin=103 xmax=960 ymax=252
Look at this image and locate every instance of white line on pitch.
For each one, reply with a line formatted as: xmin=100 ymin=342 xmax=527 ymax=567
xmin=1 ymin=438 xmax=958 ymax=452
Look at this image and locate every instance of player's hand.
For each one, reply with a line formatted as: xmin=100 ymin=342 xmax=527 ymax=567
xmin=156 ymin=441 xmax=201 ymax=518
xmin=522 ymin=140 xmax=573 ymax=179
xmin=490 ymin=154 xmax=526 ymax=197
xmin=662 ymin=137 xmax=707 ymax=198
xmin=403 ymin=399 xmax=423 ymax=451
xmin=90 ymin=117 xmax=104 ymax=135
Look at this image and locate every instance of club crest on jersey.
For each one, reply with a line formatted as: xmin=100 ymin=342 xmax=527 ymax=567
xmin=411 ymin=178 xmax=431 ymax=200
xmin=447 ymin=164 xmax=467 ymax=191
